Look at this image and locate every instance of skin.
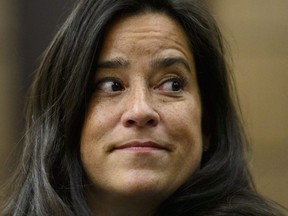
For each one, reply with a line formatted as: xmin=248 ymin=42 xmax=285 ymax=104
xmin=80 ymin=13 xmax=204 ymax=216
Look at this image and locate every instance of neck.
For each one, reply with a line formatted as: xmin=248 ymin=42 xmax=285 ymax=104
xmin=86 ymin=189 xmax=160 ymax=216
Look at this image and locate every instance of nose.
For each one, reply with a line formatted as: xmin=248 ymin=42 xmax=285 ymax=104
xmin=121 ymin=88 xmax=160 ymax=128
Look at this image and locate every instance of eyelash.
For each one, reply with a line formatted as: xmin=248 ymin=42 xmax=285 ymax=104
xmin=156 ymin=76 xmax=186 ymax=93
xmin=93 ymin=75 xmax=187 ymax=94
xmin=94 ymin=77 xmax=124 ymax=93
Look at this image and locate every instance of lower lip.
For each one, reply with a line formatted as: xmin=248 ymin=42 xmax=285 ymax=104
xmin=114 ymin=146 xmax=164 ymax=153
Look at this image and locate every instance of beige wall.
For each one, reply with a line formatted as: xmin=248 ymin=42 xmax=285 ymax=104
xmin=210 ymin=0 xmax=288 ymax=207
xmin=0 ymin=0 xmax=19 ymax=181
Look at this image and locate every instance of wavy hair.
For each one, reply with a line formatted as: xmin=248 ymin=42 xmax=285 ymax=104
xmin=1 ymin=0 xmax=286 ymax=215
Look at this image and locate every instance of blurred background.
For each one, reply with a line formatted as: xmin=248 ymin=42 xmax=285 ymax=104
xmin=1 ymin=0 xmax=287 ymax=207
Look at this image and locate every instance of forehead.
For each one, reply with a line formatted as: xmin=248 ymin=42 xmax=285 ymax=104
xmin=99 ymin=12 xmax=192 ymax=61
xmin=106 ymin=12 xmax=185 ymax=35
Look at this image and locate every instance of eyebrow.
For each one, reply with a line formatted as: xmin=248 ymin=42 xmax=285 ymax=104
xmin=151 ymin=57 xmax=191 ymax=73
xmin=97 ymin=56 xmax=191 ymax=72
xmin=97 ymin=58 xmax=129 ymax=69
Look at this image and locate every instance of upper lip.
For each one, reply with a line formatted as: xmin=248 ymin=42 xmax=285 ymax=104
xmin=111 ymin=141 xmax=169 ymax=151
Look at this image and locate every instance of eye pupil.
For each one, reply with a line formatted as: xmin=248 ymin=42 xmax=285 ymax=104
xmin=172 ymin=81 xmax=181 ymax=91
xmin=112 ymin=82 xmax=122 ymax=91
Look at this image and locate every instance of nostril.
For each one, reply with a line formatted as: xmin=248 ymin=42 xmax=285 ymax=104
xmin=125 ymin=118 xmax=157 ymax=127
xmin=127 ymin=120 xmax=135 ymax=126
xmin=147 ymin=119 xmax=156 ymax=126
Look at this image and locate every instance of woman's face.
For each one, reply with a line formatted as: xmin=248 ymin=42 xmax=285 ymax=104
xmin=80 ymin=13 xmax=203 ymax=203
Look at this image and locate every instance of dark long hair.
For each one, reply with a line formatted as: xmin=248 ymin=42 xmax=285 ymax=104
xmin=1 ymin=0 xmax=286 ymax=215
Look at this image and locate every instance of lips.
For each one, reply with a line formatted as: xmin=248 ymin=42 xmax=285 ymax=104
xmin=112 ymin=141 xmax=169 ymax=152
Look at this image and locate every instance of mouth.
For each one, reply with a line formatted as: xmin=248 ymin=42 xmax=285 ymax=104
xmin=111 ymin=141 xmax=169 ymax=152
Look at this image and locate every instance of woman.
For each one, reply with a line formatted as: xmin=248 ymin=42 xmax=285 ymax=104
xmin=1 ymin=0 xmax=286 ymax=215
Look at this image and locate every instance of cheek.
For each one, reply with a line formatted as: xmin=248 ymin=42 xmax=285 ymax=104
xmin=163 ymin=98 xmax=202 ymax=136
xmin=161 ymin=102 xmax=203 ymax=186
xmin=164 ymin=100 xmax=203 ymax=157
xmin=80 ymin=102 xmax=118 ymax=162
xmin=82 ymin=102 xmax=120 ymax=138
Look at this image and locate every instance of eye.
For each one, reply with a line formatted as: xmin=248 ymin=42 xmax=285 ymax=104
xmin=157 ymin=77 xmax=185 ymax=92
xmin=95 ymin=78 xmax=124 ymax=93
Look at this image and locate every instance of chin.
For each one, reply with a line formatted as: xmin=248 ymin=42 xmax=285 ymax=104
xmin=112 ymin=171 xmax=176 ymax=199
